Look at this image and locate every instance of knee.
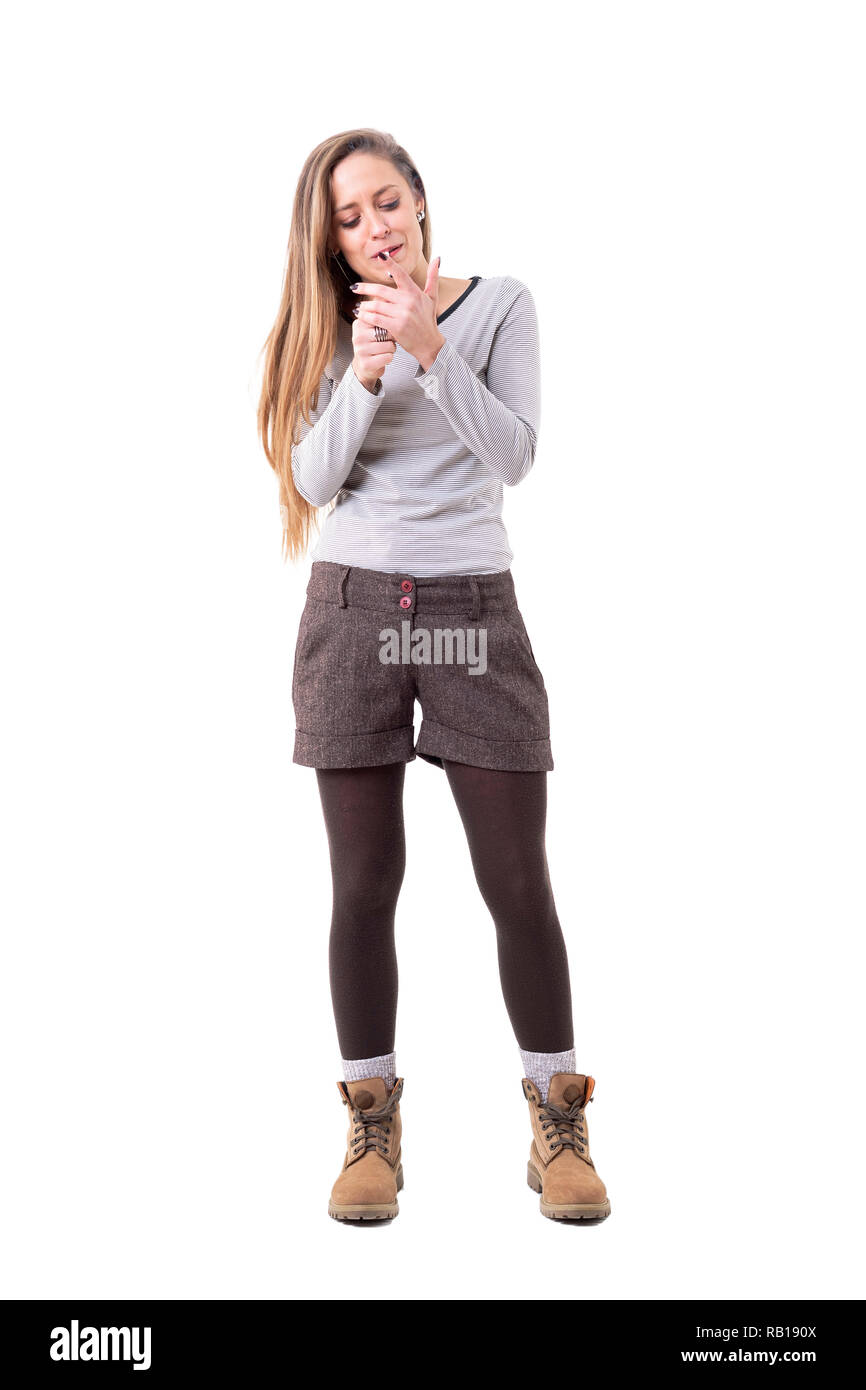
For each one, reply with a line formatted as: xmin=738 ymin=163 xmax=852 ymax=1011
xmin=332 ymin=859 xmax=405 ymax=921
xmin=473 ymin=855 xmax=551 ymax=920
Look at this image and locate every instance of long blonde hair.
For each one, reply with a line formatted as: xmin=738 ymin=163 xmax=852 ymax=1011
xmin=257 ymin=128 xmax=433 ymax=562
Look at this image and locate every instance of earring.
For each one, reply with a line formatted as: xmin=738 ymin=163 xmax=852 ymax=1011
xmin=417 ymin=211 xmax=425 ymax=222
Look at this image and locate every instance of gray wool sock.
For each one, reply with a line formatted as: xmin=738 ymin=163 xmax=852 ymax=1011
xmin=520 ymin=1047 xmax=576 ymax=1103
xmin=341 ymin=1051 xmax=396 ymax=1092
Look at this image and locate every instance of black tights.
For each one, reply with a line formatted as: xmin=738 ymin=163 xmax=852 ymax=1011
xmin=315 ymin=759 xmax=574 ymax=1059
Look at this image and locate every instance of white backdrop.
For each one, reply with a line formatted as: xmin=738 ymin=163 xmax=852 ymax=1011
xmin=1 ymin=0 xmax=863 ymax=1301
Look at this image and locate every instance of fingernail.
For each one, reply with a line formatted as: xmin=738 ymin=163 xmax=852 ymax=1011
xmin=350 ymin=283 xmax=359 ymax=291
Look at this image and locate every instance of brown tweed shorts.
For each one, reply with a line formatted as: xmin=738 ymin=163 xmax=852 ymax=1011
xmin=291 ymin=561 xmax=553 ymax=772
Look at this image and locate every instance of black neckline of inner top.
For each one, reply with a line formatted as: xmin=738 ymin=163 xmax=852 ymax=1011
xmin=437 ymin=276 xmax=482 ymax=324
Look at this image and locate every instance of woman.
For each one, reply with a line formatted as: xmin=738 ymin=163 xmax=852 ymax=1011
xmin=257 ymin=128 xmax=611 ymax=1225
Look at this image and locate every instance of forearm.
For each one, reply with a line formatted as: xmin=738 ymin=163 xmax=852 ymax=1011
xmin=291 ymin=362 xmax=384 ymax=507
xmin=413 ymin=338 xmax=537 ymax=487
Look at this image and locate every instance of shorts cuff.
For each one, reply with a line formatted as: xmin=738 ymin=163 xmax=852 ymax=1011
xmin=293 ymin=724 xmax=417 ymax=769
xmin=415 ymin=717 xmax=554 ymax=772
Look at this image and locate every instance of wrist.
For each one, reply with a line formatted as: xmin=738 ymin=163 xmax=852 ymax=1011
xmin=417 ymin=332 xmax=446 ymax=373
xmin=353 ymin=361 xmax=381 ymax=394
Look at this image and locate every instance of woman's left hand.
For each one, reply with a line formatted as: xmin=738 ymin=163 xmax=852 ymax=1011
xmin=352 ymin=254 xmax=445 ymax=371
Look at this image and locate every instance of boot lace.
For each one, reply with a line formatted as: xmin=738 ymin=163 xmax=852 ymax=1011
xmin=539 ymin=1095 xmax=589 ymax=1159
xmin=349 ymin=1080 xmax=403 ymax=1158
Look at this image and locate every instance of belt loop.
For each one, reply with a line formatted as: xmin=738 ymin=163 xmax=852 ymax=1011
xmin=338 ymin=565 xmax=351 ymax=607
xmin=468 ymin=575 xmax=481 ymax=621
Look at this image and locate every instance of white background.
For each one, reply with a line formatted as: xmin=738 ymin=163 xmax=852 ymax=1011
xmin=1 ymin=0 xmax=863 ymax=1301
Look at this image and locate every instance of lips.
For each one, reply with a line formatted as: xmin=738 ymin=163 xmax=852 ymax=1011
xmin=373 ymin=244 xmax=401 ymax=260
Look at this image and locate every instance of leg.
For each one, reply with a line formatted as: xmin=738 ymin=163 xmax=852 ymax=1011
xmin=442 ymin=759 xmax=574 ymax=1051
xmin=315 ymin=761 xmax=407 ymax=1059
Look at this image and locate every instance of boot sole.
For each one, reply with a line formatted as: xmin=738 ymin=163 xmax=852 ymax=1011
xmin=328 ymin=1163 xmax=404 ymax=1222
xmin=527 ymin=1161 xmax=611 ymax=1221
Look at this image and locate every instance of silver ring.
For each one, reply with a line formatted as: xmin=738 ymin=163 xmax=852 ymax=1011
xmin=373 ymin=325 xmax=392 ymax=342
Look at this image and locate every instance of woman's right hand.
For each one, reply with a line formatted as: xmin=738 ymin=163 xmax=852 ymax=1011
xmin=351 ymin=309 xmax=396 ymax=393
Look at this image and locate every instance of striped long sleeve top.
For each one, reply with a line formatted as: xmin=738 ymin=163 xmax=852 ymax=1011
xmin=290 ymin=275 xmax=540 ymax=577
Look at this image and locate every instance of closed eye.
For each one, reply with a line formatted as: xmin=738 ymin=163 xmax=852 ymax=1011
xmin=340 ymin=199 xmax=399 ymax=229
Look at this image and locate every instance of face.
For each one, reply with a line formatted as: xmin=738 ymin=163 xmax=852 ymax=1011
xmin=329 ymin=152 xmax=425 ymax=287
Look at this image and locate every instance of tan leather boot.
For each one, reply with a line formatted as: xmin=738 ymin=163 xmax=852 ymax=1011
xmin=328 ymin=1076 xmax=404 ymax=1221
xmin=522 ymin=1072 xmax=611 ymax=1221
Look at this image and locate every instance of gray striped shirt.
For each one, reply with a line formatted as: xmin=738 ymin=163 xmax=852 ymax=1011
xmin=290 ymin=275 xmax=540 ymax=577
